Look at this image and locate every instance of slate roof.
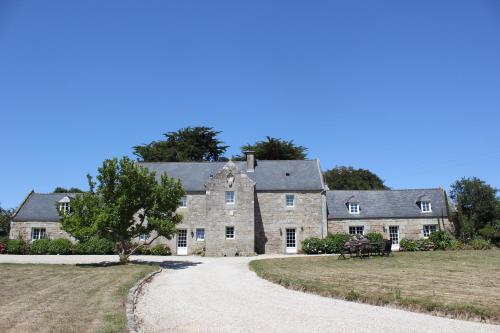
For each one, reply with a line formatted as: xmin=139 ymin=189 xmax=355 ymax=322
xmin=139 ymin=160 xmax=324 ymax=192
xmin=326 ymin=189 xmax=450 ymax=219
xmin=13 ymin=192 xmax=77 ymax=222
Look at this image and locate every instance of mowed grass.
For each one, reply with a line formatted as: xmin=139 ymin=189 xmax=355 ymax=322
xmin=250 ymin=250 xmax=500 ymax=323
xmin=0 ymin=263 xmax=157 ymax=333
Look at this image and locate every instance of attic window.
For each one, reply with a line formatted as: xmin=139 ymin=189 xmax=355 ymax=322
xmin=420 ymin=201 xmax=432 ymax=213
xmin=58 ymin=196 xmax=71 ymax=214
xmin=285 ymin=172 xmax=290 ymax=176
xmin=348 ymin=203 xmax=360 ymax=214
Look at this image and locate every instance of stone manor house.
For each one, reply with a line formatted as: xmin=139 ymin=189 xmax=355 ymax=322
xmin=9 ymin=152 xmax=453 ymax=256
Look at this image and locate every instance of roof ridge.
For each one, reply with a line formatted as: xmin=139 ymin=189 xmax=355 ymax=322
xmin=327 ymin=188 xmax=441 ymax=192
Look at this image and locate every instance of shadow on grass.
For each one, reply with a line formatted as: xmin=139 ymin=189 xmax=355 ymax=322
xmin=76 ymin=259 xmax=202 ymax=270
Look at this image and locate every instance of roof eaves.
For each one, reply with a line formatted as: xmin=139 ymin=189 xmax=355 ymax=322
xmin=11 ymin=190 xmax=35 ymax=222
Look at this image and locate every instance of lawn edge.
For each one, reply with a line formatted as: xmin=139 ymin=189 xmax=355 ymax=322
xmin=126 ymin=267 xmax=163 ymax=333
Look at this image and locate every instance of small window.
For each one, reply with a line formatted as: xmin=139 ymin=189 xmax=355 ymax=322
xmin=349 ymin=226 xmax=364 ymax=235
xmin=349 ymin=203 xmax=360 ymax=214
xmin=225 ymin=226 xmax=235 ymax=239
xmin=286 ymin=194 xmax=295 ymax=207
xmin=31 ymin=228 xmax=47 ymax=240
xmin=59 ymin=202 xmax=70 ymax=214
xmin=225 ymin=191 xmax=235 ymax=204
xmin=423 ymin=225 xmax=437 ymax=238
xmin=196 ymin=228 xmax=205 ymax=241
xmin=421 ymin=201 xmax=431 ymax=213
xmin=178 ymin=196 xmax=187 ymax=208
xmin=139 ymin=234 xmax=148 ymax=242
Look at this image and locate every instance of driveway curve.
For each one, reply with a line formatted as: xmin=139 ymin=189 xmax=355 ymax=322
xmin=135 ymin=255 xmax=500 ymax=333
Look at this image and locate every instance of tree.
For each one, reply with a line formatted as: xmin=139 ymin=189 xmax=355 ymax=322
xmin=61 ymin=156 xmax=185 ymax=263
xmin=239 ymin=136 xmax=307 ymax=160
xmin=53 ymin=187 xmax=84 ymax=193
xmin=449 ymin=177 xmax=499 ymax=241
xmin=0 ymin=205 xmax=13 ymax=237
xmin=133 ymin=126 xmax=228 ymax=162
xmin=323 ymin=166 xmax=388 ymax=190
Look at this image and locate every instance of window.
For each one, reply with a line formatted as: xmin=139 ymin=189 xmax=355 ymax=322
xmin=31 ymin=228 xmax=47 ymax=240
xmin=179 ymin=196 xmax=187 ymax=208
xmin=349 ymin=226 xmax=364 ymax=235
xmin=196 ymin=228 xmax=205 ymax=241
xmin=225 ymin=191 xmax=235 ymax=204
xmin=225 ymin=226 xmax=235 ymax=239
xmin=349 ymin=203 xmax=360 ymax=214
xmin=421 ymin=201 xmax=432 ymax=213
xmin=286 ymin=194 xmax=295 ymax=207
xmin=139 ymin=234 xmax=148 ymax=242
xmin=59 ymin=202 xmax=70 ymax=214
xmin=423 ymin=225 xmax=437 ymax=238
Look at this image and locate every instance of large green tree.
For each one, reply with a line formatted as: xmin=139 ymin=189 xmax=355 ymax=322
xmin=239 ymin=136 xmax=307 ymax=160
xmin=449 ymin=177 xmax=499 ymax=241
xmin=133 ymin=126 xmax=228 ymax=162
xmin=61 ymin=157 xmax=185 ymax=263
xmin=0 ymin=205 xmax=13 ymax=237
xmin=53 ymin=187 xmax=84 ymax=193
xmin=323 ymin=166 xmax=389 ymax=190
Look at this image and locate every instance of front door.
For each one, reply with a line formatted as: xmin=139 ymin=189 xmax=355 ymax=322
xmin=286 ymin=228 xmax=297 ymax=254
xmin=177 ymin=229 xmax=187 ymax=255
xmin=389 ymin=226 xmax=400 ymax=251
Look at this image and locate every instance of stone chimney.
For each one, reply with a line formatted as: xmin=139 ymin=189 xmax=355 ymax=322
xmin=245 ymin=151 xmax=255 ymax=172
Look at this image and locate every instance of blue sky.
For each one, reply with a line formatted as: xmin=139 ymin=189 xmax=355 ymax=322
xmin=1 ymin=0 xmax=499 ymax=208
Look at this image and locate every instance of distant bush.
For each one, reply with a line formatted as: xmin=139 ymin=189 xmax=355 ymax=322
xmin=29 ymin=239 xmax=51 ymax=254
xmin=47 ymin=238 xmax=73 ymax=255
xmin=74 ymin=237 xmax=115 ymax=254
xmin=323 ymin=234 xmax=350 ymax=254
xmin=302 ymin=237 xmax=325 ymax=254
xmin=400 ymin=239 xmax=419 ymax=251
xmin=429 ymin=231 xmax=453 ymax=250
xmin=7 ymin=239 xmax=28 ymax=254
xmin=469 ymin=238 xmax=491 ymax=250
xmin=365 ymin=232 xmax=384 ymax=244
xmin=149 ymin=244 xmax=171 ymax=256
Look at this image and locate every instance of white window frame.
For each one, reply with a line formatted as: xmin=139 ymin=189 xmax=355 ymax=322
xmin=196 ymin=228 xmax=205 ymax=241
xmin=31 ymin=227 xmax=47 ymax=240
xmin=420 ymin=201 xmax=432 ymax=213
xmin=179 ymin=196 xmax=188 ymax=208
xmin=423 ymin=224 xmax=437 ymax=238
xmin=225 ymin=226 xmax=235 ymax=239
xmin=349 ymin=226 xmax=364 ymax=235
xmin=225 ymin=191 xmax=235 ymax=205
xmin=348 ymin=203 xmax=360 ymax=214
xmin=139 ymin=234 xmax=148 ymax=242
xmin=285 ymin=194 xmax=295 ymax=207
xmin=59 ymin=202 xmax=70 ymax=214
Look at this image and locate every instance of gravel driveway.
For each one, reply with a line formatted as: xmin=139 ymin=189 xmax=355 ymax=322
xmin=135 ymin=255 xmax=500 ymax=333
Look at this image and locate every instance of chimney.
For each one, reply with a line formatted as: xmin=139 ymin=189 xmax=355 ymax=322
xmin=245 ymin=151 xmax=255 ymax=172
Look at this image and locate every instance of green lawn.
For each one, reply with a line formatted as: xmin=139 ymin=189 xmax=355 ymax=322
xmin=250 ymin=250 xmax=500 ymax=324
xmin=0 ymin=263 xmax=157 ymax=333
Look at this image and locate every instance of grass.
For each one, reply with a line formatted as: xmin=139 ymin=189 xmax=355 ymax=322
xmin=250 ymin=250 xmax=500 ymax=324
xmin=0 ymin=263 xmax=158 ymax=333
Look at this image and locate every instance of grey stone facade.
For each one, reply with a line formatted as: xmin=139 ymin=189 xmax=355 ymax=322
xmin=10 ymin=221 xmax=74 ymax=242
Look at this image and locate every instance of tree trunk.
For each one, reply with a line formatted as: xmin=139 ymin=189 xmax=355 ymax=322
xmin=118 ymin=241 xmax=129 ymax=264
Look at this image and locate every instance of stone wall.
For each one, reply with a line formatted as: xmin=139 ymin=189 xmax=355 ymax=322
xmin=327 ymin=217 xmax=453 ymax=240
xmin=255 ymin=191 xmax=324 ymax=254
xmin=9 ymin=221 xmax=74 ymax=242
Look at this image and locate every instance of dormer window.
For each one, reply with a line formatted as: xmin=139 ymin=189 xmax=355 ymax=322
xmin=58 ymin=196 xmax=71 ymax=214
xmin=349 ymin=203 xmax=360 ymax=214
xmin=179 ymin=196 xmax=187 ymax=208
xmin=420 ymin=201 xmax=432 ymax=213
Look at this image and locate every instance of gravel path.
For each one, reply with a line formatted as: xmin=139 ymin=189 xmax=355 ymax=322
xmin=136 ymin=255 xmax=500 ymax=333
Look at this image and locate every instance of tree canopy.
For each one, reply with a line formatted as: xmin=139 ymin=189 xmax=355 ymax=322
xmin=60 ymin=156 xmax=185 ymax=263
xmin=53 ymin=187 xmax=84 ymax=193
xmin=449 ymin=177 xmax=499 ymax=242
xmin=133 ymin=126 xmax=228 ymax=162
xmin=323 ymin=166 xmax=389 ymax=190
xmin=239 ymin=136 xmax=307 ymax=160
xmin=0 ymin=205 xmax=13 ymax=237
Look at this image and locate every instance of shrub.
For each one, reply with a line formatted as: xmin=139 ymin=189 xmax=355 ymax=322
xmin=0 ymin=243 xmax=6 ymax=254
xmin=74 ymin=237 xmax=115 ymax=254
xmin=429 ymin=231 xmax=453 ymax=250
xmin=419 ymin=238 xmax=434 ymax=251
xmin=149 ymin=244 xmax=172 ymax=256
xmin=0 ymin=236 xmax=8 ymax=253
xmin=400 ymin=239 xmax=419 ymax=251
xmin=449 ymin=239 xmax=464 ymax=251
xmin=29 ymin=239 xmax=51 ymax=254
xmin=7 ymin=239 xmax=28 ymax=254
xmin=301 ymin=237 xmax=325 ymax=254
xmin=47 ymin=238 xmax=73 ymax=255
xmin=323 ymin=234 xmax=350 ymax=254
xmin=469 ymin=238 xmax=491 ymax=250
xmin=365 ymin=232 xmax=384 ymax=244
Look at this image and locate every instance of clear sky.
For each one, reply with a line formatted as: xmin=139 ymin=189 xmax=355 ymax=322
xmin=1 ymin=0 xmax=499 ymax=208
